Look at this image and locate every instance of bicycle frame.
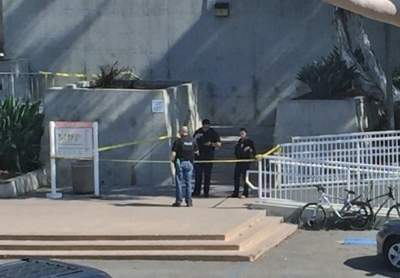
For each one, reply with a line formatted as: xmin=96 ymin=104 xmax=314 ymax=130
xmin=319 ymin=191 xmax=360 ymax=219
xmin=368 ymin=193 xmax=390 ymax=218
xmin=367 ymin=189 xmax=399 ymax=219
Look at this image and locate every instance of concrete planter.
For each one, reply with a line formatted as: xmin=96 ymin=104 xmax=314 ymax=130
xmin=273 ymin=97 xmax=380 ymax=143
xmin=0 ymin=169 xmax=47 ymax=198
xmin=42 ymin=82 xmax=200 ymax=189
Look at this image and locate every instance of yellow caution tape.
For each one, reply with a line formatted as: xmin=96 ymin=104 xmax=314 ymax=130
xmin=98 ymin=135 xmax=171 ymax=153
xmin=197 ymin=159 xmax=255 ymax=163
xmin=256 ymin=145 xmax=281 ymax=160
xmin=99 ymin=146 xmax=281 ymax=164
xmin=52 ymin=144 xmax=281 ymax=164
xmin=100 ymin=159 xmax=171 ymax=164
xmin=39 ymin=71 xmax=87 ymax=78
xmin=100 ymin=158 xmax=256 ymax=164
xmin=39 ymin=71 xmax=137 ymax=79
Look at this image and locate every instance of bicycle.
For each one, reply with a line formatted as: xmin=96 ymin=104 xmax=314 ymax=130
xmin=365 ymin=185 xmax=400 ymax=225
xmin=299 ymin=185 xmax=373 ymax=230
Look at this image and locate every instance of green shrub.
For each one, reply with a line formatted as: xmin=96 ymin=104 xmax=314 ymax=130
xmin=94 ymin=61 xmax=138 ymax=88
xmin=0 ymin=97 xmax=44 ymax=174
xmin=297 ymin=47 xmax=359 ymax=98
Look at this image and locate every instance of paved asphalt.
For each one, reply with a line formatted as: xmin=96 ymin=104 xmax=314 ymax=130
xmin=1 ymin=230 xmax=396 ymax=278
xmin=62 ymin=230 xmax=397 ymax=278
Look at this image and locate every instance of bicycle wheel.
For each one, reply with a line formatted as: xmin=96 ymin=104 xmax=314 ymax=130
xmin=348 ymin=201 xmax=373 ymax=230
xmin=387 ymin=204 xmax=400 ymax=220
xmin=299 ymin=203 xmax=326 ymax=230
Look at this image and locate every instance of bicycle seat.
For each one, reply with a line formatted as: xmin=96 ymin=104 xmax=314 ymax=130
xmin=314 ymin=185 xmax=326 ymax=192
xmin=345 ymin=189 xmax=356 ymax=195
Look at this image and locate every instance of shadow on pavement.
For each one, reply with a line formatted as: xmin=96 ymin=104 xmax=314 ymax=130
xmin=344 ymin=255 xmax=397 ymax=277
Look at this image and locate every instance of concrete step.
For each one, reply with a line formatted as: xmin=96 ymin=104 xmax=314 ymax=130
xmin=231 ymin=217 xmax=283 ymax=250
xmin=0 ymin=240 xmax=239 ymax=251
xmin=221 ymin=211 xmax=266 ymax=240
xmin=0 ymin=218 xmax=284 ymax=251
xmin=244 ymin=223 xmax=298 ymax=262
xmin=0 ymin=216 xmax=297 ymax=262
xmin=0 ymin=235 xmax=226 ymax=241
xmin=212 ymin=126 xmax=268 ymax=138
xmin=0 ymin=224 xmax=297 ymax=262
xmin=0 ymin=249 xmax=255 ymax=261
xmin=0 ymin=214 xmax=273 ymax=252
xmin=0 ymin=212 xmax=266 ymax=242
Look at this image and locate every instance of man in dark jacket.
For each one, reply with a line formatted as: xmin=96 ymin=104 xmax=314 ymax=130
xmin=193 ymin=119 xmax=222 ymax=197
xmin=231 ymin=128 xmax=256 ymax=198
xmin=171 ymin=126 xmax=198 ymax=207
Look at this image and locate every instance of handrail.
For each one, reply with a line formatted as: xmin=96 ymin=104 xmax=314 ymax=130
xmin=245 ymin=145 xmax=281 ymax=191
xmin=246 ymin=170 xmax=261 ymax=190
xmin=292 ymin=130 xmax=400 ymax=142
xmin=256 ymin=145 xmax=281 ymax=160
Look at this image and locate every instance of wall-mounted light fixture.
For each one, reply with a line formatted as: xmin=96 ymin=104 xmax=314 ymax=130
xmin=214 ymin=2 xmax=230 ymax=17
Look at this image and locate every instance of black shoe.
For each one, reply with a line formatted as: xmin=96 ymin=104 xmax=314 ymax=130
xmin=172 ymin=202 xmax=181 ymax=207
xmin=186 ymin=200 xmax=193 ymax=207
xmin=192 ymin=192 xmax=200 ymax=197
xmin=204 ymin=193 xmax=209 ymax=198
xmin=230 ymin=193 xmax=239 ymax=198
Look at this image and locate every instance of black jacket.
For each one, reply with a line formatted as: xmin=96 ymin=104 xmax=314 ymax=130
xmin=193 ymin=127 xmax=221 ymax=160
xmin=234 ymin=138 xmax=256 ymax=159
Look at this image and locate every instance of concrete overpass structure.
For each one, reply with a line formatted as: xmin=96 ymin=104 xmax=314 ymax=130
xmin=325 ymin=0 xmax=400 ymax=27
xmin=324 ymin=0 xmax=400 ymax=129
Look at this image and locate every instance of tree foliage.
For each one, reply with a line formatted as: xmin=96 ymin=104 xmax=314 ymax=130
xmin=297 ymin=47 xmax=359 ymax=98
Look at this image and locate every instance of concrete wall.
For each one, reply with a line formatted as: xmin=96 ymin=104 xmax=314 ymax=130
xmin=3 ymin=0 xmax=399 ymax=145
xmin=273 ymin=98 xmax=378 ymax=143
xmin=41 ymin=83 xmax=198 ymax=193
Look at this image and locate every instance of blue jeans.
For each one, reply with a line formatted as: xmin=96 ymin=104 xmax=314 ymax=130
xmin=175 ymin=160 xmax=194 ymax=203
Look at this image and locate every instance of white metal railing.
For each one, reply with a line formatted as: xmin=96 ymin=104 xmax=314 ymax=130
xmin=0 ymin=72 xmax=79 ymax=102
xmin=292 ymin=130 xmax=400 ymax=144
xmin=247 ymin=131 xmax=400 ymax=207
xmin=280 ymin=135 xmax=400 ymax=167
xmin=247 ymin=155 xmax=400 ymax=208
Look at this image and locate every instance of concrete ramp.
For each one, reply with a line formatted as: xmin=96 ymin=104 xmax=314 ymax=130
xmin=0 ymin=199 xmax=297 ymax=261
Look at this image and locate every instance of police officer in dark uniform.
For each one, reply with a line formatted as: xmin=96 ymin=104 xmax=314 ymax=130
xmin=193 ymin=119 xmax=222 ymax=197
xmin=171 ymin=126 xmax=198 ymax=207
xmin=231 ymin=128 xmax=256 ymax=198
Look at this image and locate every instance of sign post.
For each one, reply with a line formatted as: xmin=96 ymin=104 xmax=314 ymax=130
xmin=48 ymin=121 xmax=99 ymax=199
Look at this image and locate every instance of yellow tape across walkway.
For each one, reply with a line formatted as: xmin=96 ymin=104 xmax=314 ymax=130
xmin=53 ymin=127 xmax=281 ymax=164
xmin=256 ymin=145 xmax=281 ymax=159
xmin=39 ymin=71 xmax=89 ymax=78
xmin=100 ymin=145 xmax=281 ymax=164
xmin=100 ymin=158 xmax=256 ymax=164
xmin=98 ymin=135 xmax=171 ymax=153
xmin=39 ymin=70 xmax=138 ymax=79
